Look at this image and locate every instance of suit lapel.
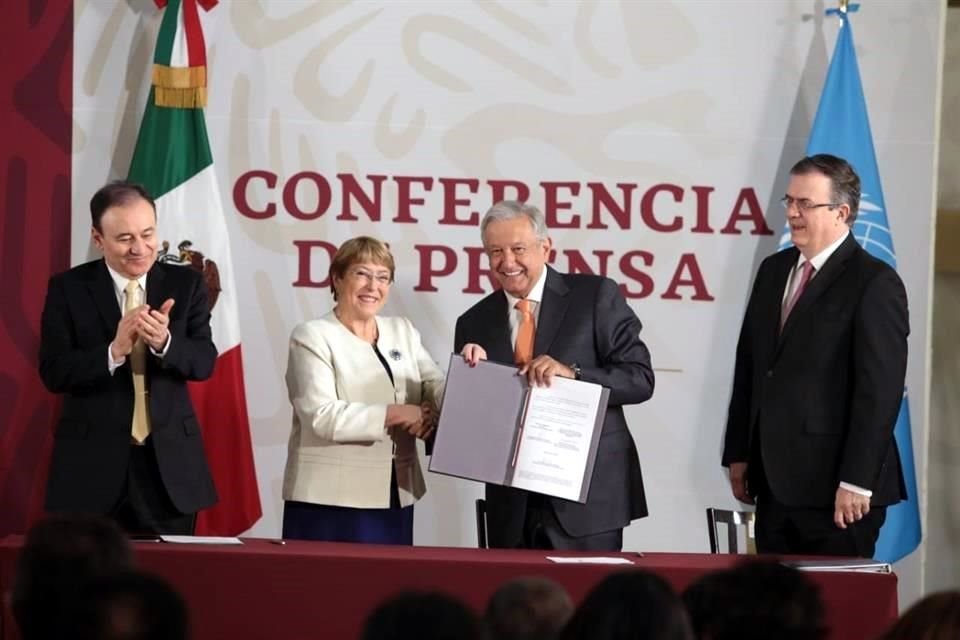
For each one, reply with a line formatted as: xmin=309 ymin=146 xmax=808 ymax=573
xmin=534 ymin=268 xmax=570 ymax=357
xmin=146 ymin=262 xmax=168 ymax=310
xmin=145 ymin=264 xmax=173 ymax=376
xmin=762 ymin=249 xmax=797 ymax=356
xmin=485 ymin=291 xmax=515 ymax=364
xmin=777 ymin=233 xmax=858 ymax=345
xmin=88 ymin=260 xmax=122 ymax=334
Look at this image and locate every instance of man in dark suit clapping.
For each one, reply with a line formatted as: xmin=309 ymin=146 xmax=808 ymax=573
xmin=39 ymin=181 xmax=218 ymax=535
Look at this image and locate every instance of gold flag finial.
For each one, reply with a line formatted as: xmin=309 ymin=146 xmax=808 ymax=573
xmin=839 ymin=0 xmax=849 ymax=13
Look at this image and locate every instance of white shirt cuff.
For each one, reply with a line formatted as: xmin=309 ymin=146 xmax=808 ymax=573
xmin=839 ymin=481 xmax=873 ymax=497
xmin=149 ymin=332 xmax=172 ymax=358
xmin=107 ymin=343 xmax=125 ymax=375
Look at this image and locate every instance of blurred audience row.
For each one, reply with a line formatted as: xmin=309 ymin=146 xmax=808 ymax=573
xmin=12 ymin=515 xmax=185 ymax=640
xmin=10 ymin=514 xmax=959 ymax=640
xmin=365 ymin=568 xmax=960 ymax=640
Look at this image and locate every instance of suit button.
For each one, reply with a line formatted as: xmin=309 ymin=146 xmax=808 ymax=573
xmin=766 ymin=370 xmax=773 ymax=378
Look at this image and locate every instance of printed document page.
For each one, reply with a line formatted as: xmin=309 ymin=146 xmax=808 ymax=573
xmin=511 ymin=376 xmax=604 ymax=501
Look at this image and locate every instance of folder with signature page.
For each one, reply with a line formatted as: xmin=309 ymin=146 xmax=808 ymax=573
xmin=429 ymin=355 xmax=609 ymax=503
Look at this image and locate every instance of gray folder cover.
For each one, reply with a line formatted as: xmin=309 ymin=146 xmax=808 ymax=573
xmin=428 ymin=355 xmax=609 ymax=503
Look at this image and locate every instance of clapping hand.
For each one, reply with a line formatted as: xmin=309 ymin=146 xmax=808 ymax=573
xmin=110 ymin=305 xmax=146 ymax=361
xmin=137 ymin=298 xmax=174 ymax=351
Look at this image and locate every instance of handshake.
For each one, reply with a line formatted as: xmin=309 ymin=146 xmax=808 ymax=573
xmin=385 ymin=402 xmax=438 ymax=440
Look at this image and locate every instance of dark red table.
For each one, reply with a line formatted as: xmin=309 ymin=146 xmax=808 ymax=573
xmin=0 ymin=537 xmax=897 ymax=640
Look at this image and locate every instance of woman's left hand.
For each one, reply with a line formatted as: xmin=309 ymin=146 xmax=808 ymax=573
xmin=460 ymin=343 xmax=487 ymax=366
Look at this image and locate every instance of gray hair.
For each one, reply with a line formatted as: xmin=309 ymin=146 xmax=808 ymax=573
xmin=480 ymin=200 xmax=549 ymax=242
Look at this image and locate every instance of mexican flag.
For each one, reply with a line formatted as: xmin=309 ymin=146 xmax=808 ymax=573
xmin=128 ymin=0 xmax=261 ymax=535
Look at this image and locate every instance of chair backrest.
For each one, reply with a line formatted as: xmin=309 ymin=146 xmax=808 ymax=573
xmin=475 ymin=498 xmax=488 ymax=549
xmin=706 ymin=507 xmax=756 ymax=554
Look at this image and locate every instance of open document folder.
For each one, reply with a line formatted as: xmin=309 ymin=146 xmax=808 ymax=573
xmin=429 ymin=355 xmax=609 ymax=503
xmin=781 ymin=559 xmax=892 ymax=573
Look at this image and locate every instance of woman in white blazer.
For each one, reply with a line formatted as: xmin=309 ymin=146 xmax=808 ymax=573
xmin=282 ymin=237 xmax=444 ymax=544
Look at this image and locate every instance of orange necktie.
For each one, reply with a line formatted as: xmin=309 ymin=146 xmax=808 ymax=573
xmin=514 ymin=299 xmax=535 ymax=366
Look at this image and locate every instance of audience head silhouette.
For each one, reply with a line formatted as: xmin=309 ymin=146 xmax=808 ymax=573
xmin=73 ymin=570 xmax=189 ymax=640
xmin=485 ymin=576 xmax=573 ymax=640
xmin=560 ymin=571 xmax=694 ymax=640
xmin=13 ymin=514 xmax=135 ymax=640
xmin=682 ymin=560 xmax=826 ymax=640
xmin=879 ymin=590 xmax=960 ymax=640
xmin=361 ymin=590 xmax=482 ymax=640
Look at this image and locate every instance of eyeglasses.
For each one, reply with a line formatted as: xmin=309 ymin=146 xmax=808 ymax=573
xmin=780 ymin=196 xmax=838 ymax=213
xmin=348 ymin=268 xmax=392 ymax=285
xmin=485 ymin=242 xmax=539 ymax=260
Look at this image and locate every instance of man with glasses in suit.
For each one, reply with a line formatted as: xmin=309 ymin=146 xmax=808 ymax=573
xmin=722 ymin=154 xmax=909 ymax=556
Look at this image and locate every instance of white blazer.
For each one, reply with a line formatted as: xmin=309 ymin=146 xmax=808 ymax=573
xmin=282 ymin=312 xmax=445 ymax=509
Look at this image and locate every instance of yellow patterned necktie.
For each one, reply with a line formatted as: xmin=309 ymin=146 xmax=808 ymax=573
xmin=125 ymin=280 xmax=151 ymax=443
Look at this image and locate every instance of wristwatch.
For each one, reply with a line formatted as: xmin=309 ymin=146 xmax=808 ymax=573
xmin=570 ymin=362 xmax=582 ymax=380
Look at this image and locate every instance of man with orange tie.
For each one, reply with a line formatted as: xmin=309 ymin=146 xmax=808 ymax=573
xmin=722 ymin=155 xmax=909 ymax=557
xmin=455 ymin=200 xmax=655 ymax=551
xmin=39 ymin=181 xmax=218 ymax=535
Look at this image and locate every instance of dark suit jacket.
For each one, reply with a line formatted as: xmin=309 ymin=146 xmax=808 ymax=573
xmin=722 ymin=233 xmax=908 ymax=507
xmin=454 ymin=267 xmax=655 ymax=545
xmin=39 ymin=259 xmax=219 ymax=515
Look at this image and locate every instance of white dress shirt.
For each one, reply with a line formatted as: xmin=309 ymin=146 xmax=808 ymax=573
xmin=781 ymin=229 xmax=849 ymax=305
xmin=502 ymin=266 xmax=549 ymax=349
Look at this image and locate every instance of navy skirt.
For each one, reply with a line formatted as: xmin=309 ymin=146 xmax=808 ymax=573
xmin=282 ymin=468 xmax=413 ymax=545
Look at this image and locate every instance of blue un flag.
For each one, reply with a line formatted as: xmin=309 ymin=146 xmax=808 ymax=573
xmin=778 ymin=4 xmax=921 ymax=563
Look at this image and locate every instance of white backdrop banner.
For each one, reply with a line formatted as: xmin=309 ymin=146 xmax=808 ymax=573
xmin=71 ymin=0 xmax=941 ymax=586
